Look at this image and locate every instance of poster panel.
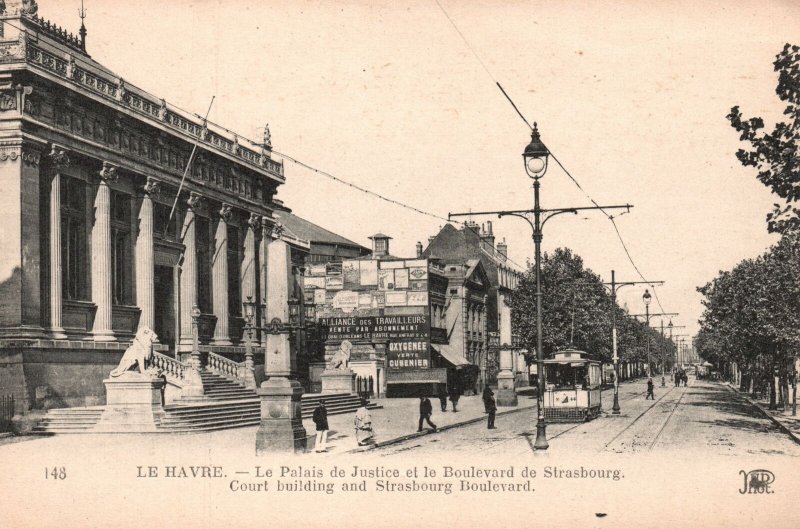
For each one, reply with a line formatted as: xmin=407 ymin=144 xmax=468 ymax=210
xmin=342 ymin=260 xmax=360 ymax=288
xmin=359 ymin=259 xmax=378 ymax=286
xmin=394 ymin=268 xmax=410 ymax=289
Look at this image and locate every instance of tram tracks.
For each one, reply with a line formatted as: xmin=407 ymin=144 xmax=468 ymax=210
xmin=546 ymin=388 xmax=658 ymax=442
xmin=601 ymin=386 xmax=679 ymax=451
xmin=648 ymin=386 xmax=689 ymax=451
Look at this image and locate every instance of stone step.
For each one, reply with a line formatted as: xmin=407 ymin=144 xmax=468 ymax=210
xmin=32 ymin=390 xmax=380 ymax=434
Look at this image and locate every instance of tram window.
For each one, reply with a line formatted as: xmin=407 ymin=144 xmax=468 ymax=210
xmin=546 ymin=364 xmax=588 ymax=389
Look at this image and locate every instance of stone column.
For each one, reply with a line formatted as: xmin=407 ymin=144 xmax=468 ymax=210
xmin=258 ymin=217 xmax=272 ymax=347
xmin=256 ymin=238 xmax=306 ymax=454
xmin=242 ymin=213 xmax=259 ymax=309
xmin=91 ymin=162 xmax=117 ymax=342
xmin=178 ymin=192 xmax=202 ymax=352
xmin=135 ymin=177 xmax=159 ymax=333
xmin=211 ymin=203 xmax=232 ymax=345
xmin=47 ymin=146 xmax=70 ymax=339
xmin=496 ymin=292 xmax=517 ymax=406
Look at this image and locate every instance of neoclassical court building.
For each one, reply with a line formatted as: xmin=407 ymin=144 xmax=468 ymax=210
xmin=0 ymin=2 xmax=300 ymax=411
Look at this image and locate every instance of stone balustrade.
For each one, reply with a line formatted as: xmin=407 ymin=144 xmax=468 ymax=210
xmin=207 ymin=351 xmax=245 ymax=383
xmin=152 ymin=352 xmax=187 ymax=382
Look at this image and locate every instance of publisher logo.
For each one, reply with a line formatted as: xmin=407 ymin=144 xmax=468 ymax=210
xmin=738 ymin=469 xmax=775 ymax=494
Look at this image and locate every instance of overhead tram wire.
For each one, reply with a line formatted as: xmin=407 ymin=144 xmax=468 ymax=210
xmin=268 ymin=147 xmax=529 ymax=272
xmin=432 ymin=0 xmax=672 ymax=315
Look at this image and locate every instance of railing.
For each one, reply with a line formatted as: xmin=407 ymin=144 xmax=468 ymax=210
xmin=1 ymin=394 xmax=15 ymax=433
xmin=207 ymin=351 xmax=245 ymax=384
xmin=152 ymin=352 xmax=187 ymax=382
xmin=356 ymin=376 xmax=375 ymax=400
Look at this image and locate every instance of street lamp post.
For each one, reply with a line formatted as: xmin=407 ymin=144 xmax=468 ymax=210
xmin=241 ymin=296 xmax=259 ymax=389
xmin=643 ymin=289 xmax=652 ymax=378
xmin=449 ymin=124 xmax=632 ymax=451
xmin=523 ymin=124 xmax=551 ymax=451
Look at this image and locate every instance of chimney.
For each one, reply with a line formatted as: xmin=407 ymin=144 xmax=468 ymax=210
xmin=497 ymin=238 xmax=508 ymax=261
xmin=480 ymin=220 xmax=495 ymax=252
xmin=368 ymin=233 xmax=392 ymax=258
xmin=416 ymin=241 xmax=423 ymax=258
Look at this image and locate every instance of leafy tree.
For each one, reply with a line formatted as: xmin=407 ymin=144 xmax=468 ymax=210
xmin=727 ymin=43 xmax=800 ymax=234
xmin=696 ymin=233 xmax=800 ymax=404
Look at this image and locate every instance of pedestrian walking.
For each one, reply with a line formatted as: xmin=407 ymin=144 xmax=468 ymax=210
xmin=312 ymin=399 xmax=329 ymax=452
xmin=486 ymin=390 xmax=497 ymax=429
xmin=449 ymin=384 xmax=461 ymax=412
xmin=354 ymin=399 xmax=374 ymax=446
xmin=482 ymin=386 xmax=494 ymax=413
xmin=646 ymin=377 xmax=655 ymax=400
xmin=674 ymin=371 xmax=681 ymax=387
xmin=418 ymin=396 xmax=437 ymax=432
xmin=682 ymin=372 xmax=688 ymax=387
xmin=438 ymin=384 xmax=448 ymax=412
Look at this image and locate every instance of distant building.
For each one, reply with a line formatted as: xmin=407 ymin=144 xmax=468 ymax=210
xmin=274 ymin=205 xmax=371 ymax=266
xmin=423 ymin=221 xmax=524 ymax=385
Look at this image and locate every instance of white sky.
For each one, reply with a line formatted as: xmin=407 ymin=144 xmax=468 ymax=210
xmin=39 ymin=0 xmax=800 ymax=339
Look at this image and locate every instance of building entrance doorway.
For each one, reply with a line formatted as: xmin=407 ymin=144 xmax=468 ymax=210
xmin=154 ymin=265 xmax=176 ymax=354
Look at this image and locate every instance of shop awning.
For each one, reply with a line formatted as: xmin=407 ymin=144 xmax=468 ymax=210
xmin=432 ymin=345 xmax=472 ymax=368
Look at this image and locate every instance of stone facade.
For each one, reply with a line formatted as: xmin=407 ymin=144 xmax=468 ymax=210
xmin=423 ymin=222 xmax=523 ymax=386
xmin=0 ymin=8 xmax=306 ymax=412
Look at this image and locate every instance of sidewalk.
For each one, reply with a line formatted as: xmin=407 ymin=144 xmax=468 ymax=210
xmin=309 ymin=393 xmax=537 ymax=456
xmin=725 ymin=383 xmax=800 ymax=444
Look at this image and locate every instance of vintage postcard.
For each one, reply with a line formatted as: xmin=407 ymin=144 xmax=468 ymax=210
xmin=1 ymin=1 xmax=799 ymax=528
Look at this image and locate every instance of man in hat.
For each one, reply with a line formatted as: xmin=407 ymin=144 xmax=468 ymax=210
xmin=312 ymin=399 xmax=329 ymax=452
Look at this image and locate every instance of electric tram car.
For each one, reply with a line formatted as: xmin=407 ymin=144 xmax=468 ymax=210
xmin=542 ymin=349 xmax=602 ymax=422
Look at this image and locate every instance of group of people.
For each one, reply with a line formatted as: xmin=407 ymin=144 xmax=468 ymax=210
xmin=674 ymin=370 xmax=689 ymax=387
xmin=312 ymin=383 xmax=500 ymax=452
xmin=437 ymin=385 xmax=462 ymax=412
xmin=311 ymin=399 xmax=375 ymax=452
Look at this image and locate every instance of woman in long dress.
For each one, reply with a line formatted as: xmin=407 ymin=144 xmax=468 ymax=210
xmin=354 ymin=400 xmax=374 ymax=446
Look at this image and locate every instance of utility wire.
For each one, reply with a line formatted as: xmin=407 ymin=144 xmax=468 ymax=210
xmin=269 ymin=147 xmax=528 ymax=272
xmin=431 ymin=0 xmax=671 ymax=316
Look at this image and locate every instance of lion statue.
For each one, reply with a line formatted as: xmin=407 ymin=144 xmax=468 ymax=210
xmin=110 ymin=326 xmax=159 ymax=377
xmin=328 ymin=340 xmax=352 ymax=370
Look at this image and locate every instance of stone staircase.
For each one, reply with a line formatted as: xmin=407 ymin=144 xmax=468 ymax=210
xmin=32 ymin=369 xmax=381 ymax=434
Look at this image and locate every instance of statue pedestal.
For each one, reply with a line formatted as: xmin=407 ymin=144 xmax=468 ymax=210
xmin=496 ymin=370 xmax=518 ymax=407
xmin=94 ymin=374 xmax=165 ymax=432
xmin=320 ymin=368 xmax=356 ymax=394
xmin=255 ymin=378 xmax=307 ymax=454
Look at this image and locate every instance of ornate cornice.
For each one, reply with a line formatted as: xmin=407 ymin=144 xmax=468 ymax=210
xmin=99 ymin=161 xmax=118 ymax=183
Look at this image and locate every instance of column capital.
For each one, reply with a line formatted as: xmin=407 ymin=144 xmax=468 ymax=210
xmin=219 ymin=203 xmax=233 ymax=222
xmin=143 ymin=176 xmax=161 ymax=197
xmin=46 ymin=144 xmax=71 ymax=171
xmin=99 ymin=161 xmax=119 ymax=183
xmin=248 ymin=212 xmax=261 ymax=231
xmin=186 ymin=191 xmax=203 ymax=211
xmin=270 ymin=221 xmax=285 ymax=240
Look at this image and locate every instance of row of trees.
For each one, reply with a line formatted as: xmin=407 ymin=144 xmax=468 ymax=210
xmin=697 ymin=43 xmax=799 ymax=409
xmin=508 ymin=247 xmax=677 ymax=375
xmin=695 ymin=234 xmax=799 ymax=404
